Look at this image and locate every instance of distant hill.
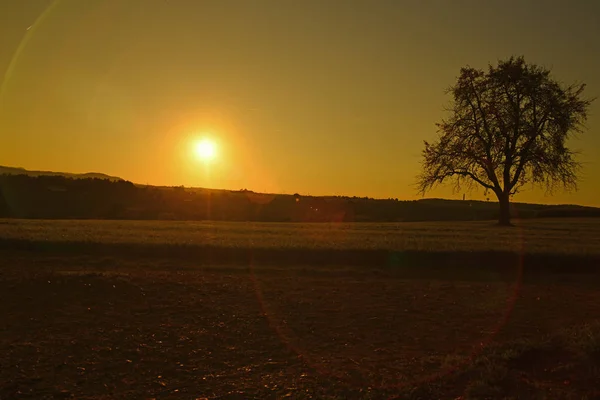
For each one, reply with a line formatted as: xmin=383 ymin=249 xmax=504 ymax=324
xmin=0 ymin=166 xmax=123 ymax=182
xmin=1 ymin=167 xmax=599 ymax=222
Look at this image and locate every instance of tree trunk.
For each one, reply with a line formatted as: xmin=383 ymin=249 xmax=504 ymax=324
xmin=497 ymin=192 xmax=511 ymax=226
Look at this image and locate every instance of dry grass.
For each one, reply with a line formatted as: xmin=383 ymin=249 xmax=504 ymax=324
xmin=1 ymin=217 xmax=599 ymax=255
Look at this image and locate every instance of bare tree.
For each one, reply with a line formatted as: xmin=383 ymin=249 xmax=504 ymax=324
xmin=417 ymin=56 xmax=594 ymax=225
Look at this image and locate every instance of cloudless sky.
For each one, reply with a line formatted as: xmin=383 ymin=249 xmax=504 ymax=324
xmin=1 ymin=0 xmax=599 ymax=205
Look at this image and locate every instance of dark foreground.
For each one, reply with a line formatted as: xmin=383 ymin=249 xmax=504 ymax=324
xmin=1 ymin=247 xmax=600 ymax=399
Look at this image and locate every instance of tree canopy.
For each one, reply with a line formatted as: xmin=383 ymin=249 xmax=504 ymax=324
xmin=417 ymin=56 xmax=594 ymax=225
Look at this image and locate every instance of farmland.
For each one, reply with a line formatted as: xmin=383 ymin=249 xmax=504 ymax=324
xmin=1 ymin=217 xmax=600 ymax=255
xmin=1 ymin=218 xmax=600 ymax=398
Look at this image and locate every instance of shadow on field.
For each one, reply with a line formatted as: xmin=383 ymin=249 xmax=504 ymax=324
xmin=1 ymin=238 xmax=598 ymax=277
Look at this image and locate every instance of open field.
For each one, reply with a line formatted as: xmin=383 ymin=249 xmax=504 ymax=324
xmin=1 ymin=218 xmax=600 ymax=398
xmin=1 ymin=218 xmax=600 ymax=255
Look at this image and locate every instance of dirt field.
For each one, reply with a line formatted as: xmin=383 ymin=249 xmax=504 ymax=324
xmin=1 ymin=219 xmax=600 ymax=398
xmin=1 ymin=251 xmax=600 ymax=399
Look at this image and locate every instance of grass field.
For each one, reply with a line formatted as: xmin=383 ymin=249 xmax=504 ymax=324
xmin=1 ymin=218 xmax=600 ymax=254
xmin=1 ymin=218 xmax=600 ymax=398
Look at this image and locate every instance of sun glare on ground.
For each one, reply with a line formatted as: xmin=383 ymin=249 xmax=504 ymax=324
xmin=194 ymin=138 xmax=217 ymax=162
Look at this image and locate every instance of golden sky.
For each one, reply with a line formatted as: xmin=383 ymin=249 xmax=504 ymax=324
xmin=1 ymin=0 xmax=599 ymax=205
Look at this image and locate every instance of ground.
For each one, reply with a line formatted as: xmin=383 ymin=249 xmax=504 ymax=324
xmin=1 ymin=219 xmax=600 ymax=399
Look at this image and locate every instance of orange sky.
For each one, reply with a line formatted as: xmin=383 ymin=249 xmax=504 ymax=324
xmin=1 ymin=0 xmax=599 ymax=205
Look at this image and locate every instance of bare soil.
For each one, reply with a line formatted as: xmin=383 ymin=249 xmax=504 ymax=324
xmin=1 ymin=251 xmax=599 ymax=399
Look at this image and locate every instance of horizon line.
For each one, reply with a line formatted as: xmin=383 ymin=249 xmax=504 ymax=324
xmin=1 ymin=164 xmax=597 ymax=209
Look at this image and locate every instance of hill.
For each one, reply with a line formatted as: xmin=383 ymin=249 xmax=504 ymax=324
xmin=0 ymin=166 xmax=123 ymax=182
xmin=1 ymin=167 xmax=599 ymax=222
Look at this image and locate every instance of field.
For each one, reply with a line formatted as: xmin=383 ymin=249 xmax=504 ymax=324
xmin=1 ymin=218 xmax=600 ymax=399
xmin=2 ymin=218 xmax=600 ymax=254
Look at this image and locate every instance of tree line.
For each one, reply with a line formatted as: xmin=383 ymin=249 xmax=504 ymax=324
xmin=1 ymin=174 xmax=598 ymax=223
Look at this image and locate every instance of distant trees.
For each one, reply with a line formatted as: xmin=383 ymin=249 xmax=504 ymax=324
xmin=1 ymin=173 xmax=599 ymax=223
xmin=417 ymin=56 xmax=594 ymax=225
xmin=0 ymin=190 xmax=8 ymax=217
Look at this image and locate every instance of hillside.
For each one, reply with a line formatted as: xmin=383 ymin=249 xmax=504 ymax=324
xmin=0 ymin=166 xmax=123 ymax=182
xmin=1 ymin=170 xmax=599 ymax=222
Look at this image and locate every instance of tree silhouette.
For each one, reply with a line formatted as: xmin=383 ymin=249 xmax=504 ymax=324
xmin=417 ymin=56 xmax=594 ymax=225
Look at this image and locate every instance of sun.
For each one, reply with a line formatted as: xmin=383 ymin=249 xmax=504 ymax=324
xmin=194 ymin=138 xmax=217 ymax=161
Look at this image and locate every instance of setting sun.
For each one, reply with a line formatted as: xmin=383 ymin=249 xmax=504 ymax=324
xmin=194 ymin=138 xmax=217 ymax=162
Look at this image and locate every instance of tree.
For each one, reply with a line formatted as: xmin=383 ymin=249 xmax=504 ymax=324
xmin=417 ymin=56 xmax=594 ymax=225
